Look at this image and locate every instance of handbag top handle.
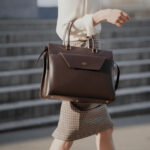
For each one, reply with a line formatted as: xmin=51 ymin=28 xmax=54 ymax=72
xmin=62 ymin=18 xmax=96 ymax=52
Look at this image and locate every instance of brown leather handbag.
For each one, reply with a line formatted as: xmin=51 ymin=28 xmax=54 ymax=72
xmin=34 ymin=18 xmax=120 ymax=104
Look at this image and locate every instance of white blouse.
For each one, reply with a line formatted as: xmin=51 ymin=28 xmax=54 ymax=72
xmin=56 ymin=0 xmax=102 ymax=42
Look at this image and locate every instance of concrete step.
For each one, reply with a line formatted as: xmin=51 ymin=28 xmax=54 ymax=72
xmin=112 ymin=85 xmax=150 ymax=106
xmin=0 ymin=101 xmax=150 ymax=132
xmin=0 ymin=35 xmax=149 ymax=54
xmin=0 ymin=31 xmax=59 ymax=44
xmin=0 ymin=55 xmax=41 ymax=71
xmin=0 ymin=55 xmax=149 ymax=74
xmin=113 ymin=47 xmax=150 ymax=61
xmin=0 ymin=45 xmax=43 ymax=56
xmin=0 ymin=44 xmax=149 ymax=57
xmin=0 ymin=114 xmax=59 ymax=132
xmin=0 ymin=20 xmax=56 ymax=31
xmin=118 ymin=72 xmax=150 ymax=88
xmin=0 ymin=18 xmax=150 ymax=31
xmin=0 ymin=27 xmax=150 ymax=43
xmin=117 ymin=59 xmax=150 ymax=74
xmin=0 ymin=68 xmax=42 ymax=86
xmin=0 ymin=83 xmax=40 ymax=104
xmin=0 ymin=37 xmax=150 ymax=71
xmin=101 ymin=36 xmax=150 ymax=49
xmin=0 ymin=79 xmax=149 ymax=104
xmin=0 ymin=99 xmax=61 ymax=124
xmin=101 ymin=26 xmax=150 ymax=38
xmin=0 ymin=64 xmax=150 ymax=88
xmin=108 ymin=101 xmax=150 ymax=118
xmin=0 ymin=47 xmax=149 ymax=64
xmin=0 ymin=36 xmax=150 ymax=55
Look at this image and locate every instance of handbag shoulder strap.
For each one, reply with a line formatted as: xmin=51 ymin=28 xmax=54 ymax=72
xmin=33 ymin=46 xmax=48 ymax=66
xmin=114 ymin=62 xmax=120 ymax=91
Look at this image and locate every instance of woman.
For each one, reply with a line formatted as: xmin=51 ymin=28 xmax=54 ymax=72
xmin=49 ymin=0 xmax=130 ymax=150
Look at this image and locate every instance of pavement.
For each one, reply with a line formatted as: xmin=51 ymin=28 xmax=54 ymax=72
xmin=0 ymin=114 xmax=150 ymax=150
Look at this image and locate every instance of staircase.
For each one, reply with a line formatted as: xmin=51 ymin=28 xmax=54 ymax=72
xmin=0 ymin=17 xmax=150 ymax=132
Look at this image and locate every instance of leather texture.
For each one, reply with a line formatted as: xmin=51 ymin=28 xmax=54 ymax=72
xmin=34 ymin=18 xmax=120 ymax=104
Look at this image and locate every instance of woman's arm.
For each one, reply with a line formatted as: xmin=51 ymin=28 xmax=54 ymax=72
xmin=57 ymin=0 xmax=98 ymax=39
xmin=92 ymin=8 xmax=130 ymax=27
xmin=57 ymin=0 xmax=130 ymax=41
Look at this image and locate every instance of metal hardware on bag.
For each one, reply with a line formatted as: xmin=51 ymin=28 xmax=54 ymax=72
xmin=81 ymin=61 xmax=87 ymax=65
xmin=105 ymin=100 xmax=110 ymax=104
xmin=75 ymin=99 xmax=80 ymax=102
xmin=87 ymin=35 xmax=99 ymax=54
xmin=92 ymin=48 xmax=99 ymax=53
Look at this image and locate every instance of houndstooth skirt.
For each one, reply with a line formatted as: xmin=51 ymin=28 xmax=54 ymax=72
xmin=51 ymin=33 xmax=114 ymax=141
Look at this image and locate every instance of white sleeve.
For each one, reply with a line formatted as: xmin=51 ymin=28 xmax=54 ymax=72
xmin=56 ymin=0 xmax=95 ymax=40
xmin=72 ymin=14 xmax=95 ymax=37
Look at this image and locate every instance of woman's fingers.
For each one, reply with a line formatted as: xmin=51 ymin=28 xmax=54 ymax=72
xmin=115 ymin=18 xmax=124 ymax=27
xmin=116 ymin=18 xmax=126 ymax=26
xmin=121 ymin=11 xmax=130 ymax=20
xmin=120 ymin=15 xmax=128 ymax=22
xmin=120 ymin=12 xmax=130 ymax=24
xmin=116 ymin=11 xmax=130 ymax=27
xmin=117 ymin=18 xmax=124 ymax=24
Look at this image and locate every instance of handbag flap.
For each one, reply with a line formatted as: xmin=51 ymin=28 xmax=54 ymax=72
xmin=59 ymin=52 xmax=106 ymax=71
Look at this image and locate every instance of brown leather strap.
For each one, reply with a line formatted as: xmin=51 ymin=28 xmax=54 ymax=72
xmin=62 ymin=22 xmax=71 ymax=45
xmin=62 ymin=18 xmax=95 ymax=51
xmin=114 ymin=62 xmax=120 ymax=91
xmin=33 ymin=46 xmax=48 ymax=66
xmin=87 ymin=35 xmax=95 ymax=51
xmin=62 ymin=18 xmax=77 ymax=49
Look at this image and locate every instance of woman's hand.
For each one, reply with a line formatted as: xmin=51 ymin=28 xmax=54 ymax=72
xmin=104 ymin=9 xmax=130 ymax=27
xmin=92 ymin=8 xmax=130 ymax=27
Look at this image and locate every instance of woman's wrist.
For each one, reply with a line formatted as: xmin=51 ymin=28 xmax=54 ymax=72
xmin=92 ymin=9 xmax=112 ymax=26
